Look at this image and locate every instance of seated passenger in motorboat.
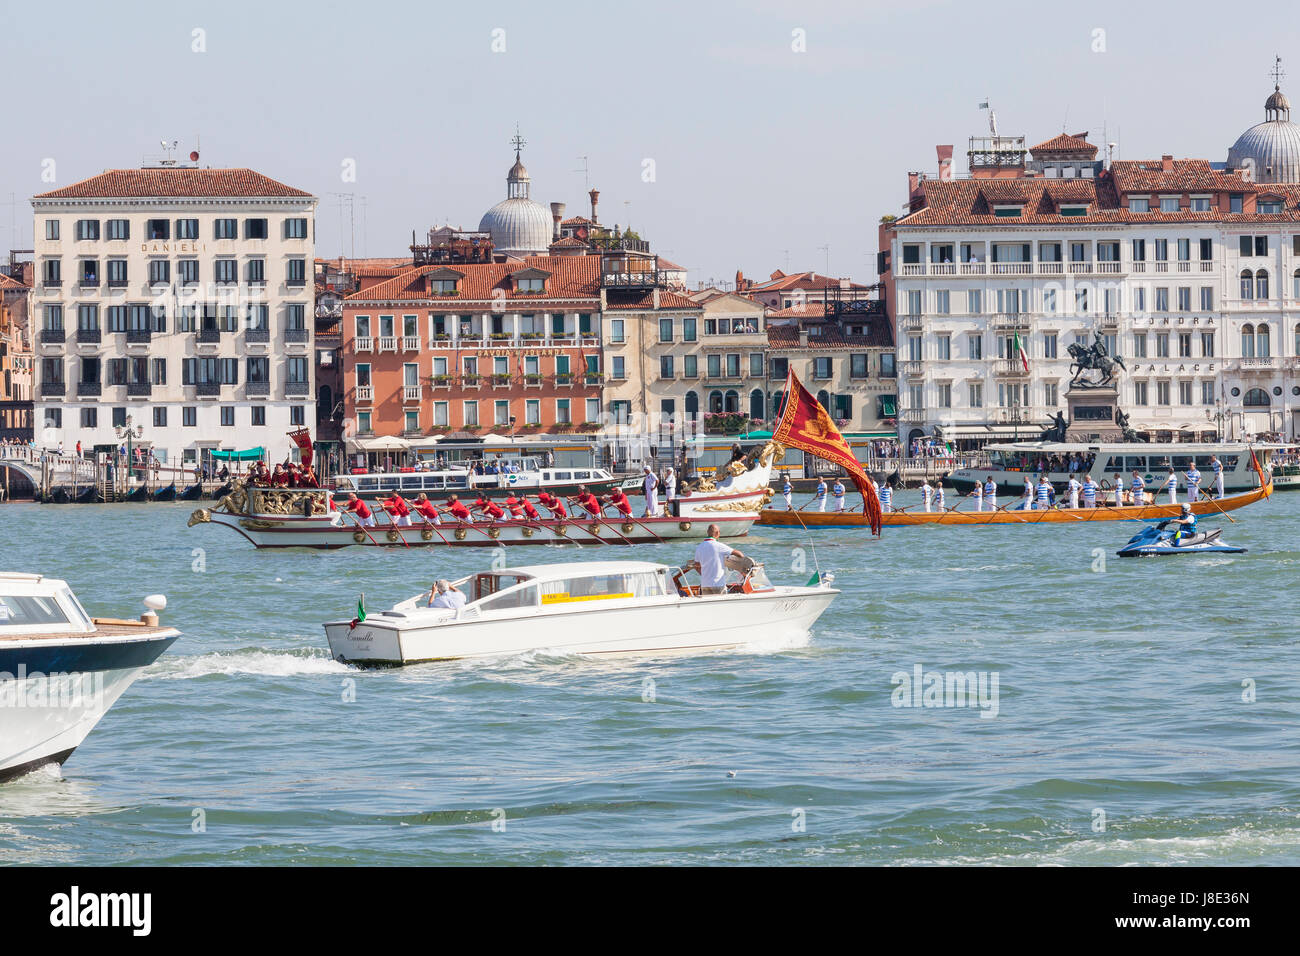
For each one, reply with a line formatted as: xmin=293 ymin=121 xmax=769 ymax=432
xmin=427 ymin=578 xmax=466 ymax=609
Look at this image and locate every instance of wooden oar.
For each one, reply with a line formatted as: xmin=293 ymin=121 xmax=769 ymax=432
xmin=383 ymin=510 xmax=411 ymax=548
xmin=933 ymin=495 xmax=963 ymax=524
xmin=1196 ymin=487 xmax=1238 ymax=524
xmin=345 ymin=511 xmax=383 ymax=547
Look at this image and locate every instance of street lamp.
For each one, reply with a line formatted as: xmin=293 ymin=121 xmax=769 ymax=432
xmin=114 ymin=414 xmax=145 ymax=490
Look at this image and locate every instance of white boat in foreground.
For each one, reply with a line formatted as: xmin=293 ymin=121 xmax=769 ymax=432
xmin=0 ymin=574 xmax=179 ymax=783
xmin=323 ymin=558 xmax=838 ymax=665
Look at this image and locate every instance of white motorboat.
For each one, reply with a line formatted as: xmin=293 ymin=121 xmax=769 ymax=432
xmin=323 ymin=558 xmax=839 ymax=665
xmin=333 ymin=456 xmax=620 ymax=500
xmin=0 ymin=574 xmax=179 ymax=783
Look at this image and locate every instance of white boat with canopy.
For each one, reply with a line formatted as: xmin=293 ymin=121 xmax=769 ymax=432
xmin=323 ymin=558 xmax=838 ymax=665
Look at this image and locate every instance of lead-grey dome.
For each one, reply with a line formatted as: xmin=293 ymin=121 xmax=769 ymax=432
xmin=479 ymin=147 xmax=551 ymax=257
xmin=1227 ymin=83 xmax=1300 ymax=183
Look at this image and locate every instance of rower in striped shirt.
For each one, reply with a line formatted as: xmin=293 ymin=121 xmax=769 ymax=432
xmin=878 ymin=482 xmax=893 ymax=513
xmin=1081 ymin=476 xmax=1099 ymax=508
xmin=1129 ymin=471 xmax=1146 ymax=506
xmin=1035 ymin=475 xmax=1053 ymax=509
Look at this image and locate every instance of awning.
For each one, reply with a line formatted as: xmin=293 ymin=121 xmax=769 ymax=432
xmin=350 ymin=436 xmax=410 ymax=452
xmin=848 ymin=431 xmax=898 ymax=440
xmin=209 ymin=447 xmax=266 ymax=461
xmin=737 ymin=430 xmax=773 ymax=439
xmin=876 ymin=396 xmax=898 ymax=417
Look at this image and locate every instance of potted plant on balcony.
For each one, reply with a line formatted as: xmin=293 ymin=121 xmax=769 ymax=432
xmin=430 ymin=374 xmax=453 ymax=386
xmin=491 ymin=373 xmax=511 ymax=386
xmin=461 ymin=374 xmax=481 ymax=386
xmin=524 ymin=373 xmax=544 ymax=385
xmin=490 ymin=332 xmax=512 ymax=341
xmin=521 ymin=332 xmax=545 ymax=340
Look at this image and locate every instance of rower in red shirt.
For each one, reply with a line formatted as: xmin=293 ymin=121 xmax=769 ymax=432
xmin=606 ymin=487 xmax=634 ymax=517
xmin=412 ymin=493 xmax=441 ymax=524
xmin=444 ymin=495 xmax=472 ymax=521
xmin=382 ymin=493 xmax=413 ymax=526
xmin=341 ymin=493 xmax=375 ymax=527
xmin=520 ymin=496 xmax=541 ymax=521
xmin=503 ymin=494 xmax=526 ymax=519
xmin=536 ymin=491 xmax=567 ymax=518
xmin=572 ymin=484 xmax=604 ymax=518
xmin=473 ymin=494 xmax=505 ymax=521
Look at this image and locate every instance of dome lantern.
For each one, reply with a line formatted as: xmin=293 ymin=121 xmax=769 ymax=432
xmin=1227 ymin=59 xmax=1300 ymax=184
xmin=478 ymin=129 xmax=552 ymax=257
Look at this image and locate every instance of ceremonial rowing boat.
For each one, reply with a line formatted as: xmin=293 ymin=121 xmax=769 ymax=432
xmin=757 ymin=470 xmax=1273 ymax=527
xmin=188 ymin=442 xmax=783 ymax=549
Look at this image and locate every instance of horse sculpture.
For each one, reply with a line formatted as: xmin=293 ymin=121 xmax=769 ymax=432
xmin=1067 ymin=333 xmax=1126 ymax=388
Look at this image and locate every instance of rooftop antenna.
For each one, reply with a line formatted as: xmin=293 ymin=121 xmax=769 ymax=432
xmin=818 ymin=243 xmax=830 ymax=278
xmin=782 ymin=249 xmax=791 ymax=271
xmin=574 ymin=155 xmax=590 ymax=190
xmin=159 ymin=139 xmax=179 ymax=165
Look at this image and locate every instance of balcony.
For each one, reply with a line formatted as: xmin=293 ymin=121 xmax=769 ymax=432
xmin=901 ymin=409 xmax=926 ymax=424
xmin=126 ymin=329 xmax=151 ymax=345
xmin=1066 ymin=262 xmax=1093 ymax=275
xmin=1096 ymin=262 xmax=1121 ymax=274
xmin=460 ymin=375 xmax=481 ymax=388
xmin=40 ymin=381 xmax=65 ymax=397
xmin=246 ymin=381 xmax=270 ymax=397
xmin=40 ymin=328 xmax=65 ymax=345
xmin=285 ymin=328 xmax=309 ymax=344
xmin=901 ymin=361 xmax=925 ymax=378
xmin=76 ymin=328 xmax=101 ymax=345
xmin=286 ymin=277 xmax=307 ymax=287
xmin=355 ymin=337 xmax=373 ymax=352
xmin=991 ymin=263 xmax=1032 ymax=275
xmin=197 ymin=328 xmax=222 ymax=345
xmin=76 ymin=381 xmax=102 ymax=397
xmin=1038 ymin=262 xmax=1063 ymax=274
xmin=994 ymin=359 xmax=1030 ymax=378
xmin=78 ymin=276 xmax=100 ymax=289
xmin=285 ymin=381 xmax=310 ymax=397
xmin=429 ymin=375 xmax=453 ymax=388
xmin=356 ymin=385 xmax=373 ymax=403
xmin=245 ymin=328 xmax=270 ymax=343
xmin=929 ymin=263 xmax=956 ymax=275
xmin=378 ymin=336 xmax=397 ymax=352
xmin=601 ymin=269 xmax=670 ymax=289
xmin=554 ymin=374 xmax=573 ymax=387
xmin=195 ymin=382 xmax=221 ymax=397
xmin=899 ymin=316 xmax=924 ymax=331
xmin=42 ymin=278 xmax=62 ymax=289
xmin=1231 ymin=357 xmax=1277 ymax=372
xmin=126 ymin=382 xmax=152 ymax=397
xmin=428 ymin=334 xmax=453 ymax=347
xmin=960 ymin=262 xmax=987 ymax=275
xmin=991 ymin=314 xmax=1029 ymax=330
xmin=107 ymin=278 xmax=129 ymax=288
xmin=523 ymin=374 xmax=545 ymax=388
xmin=401 ymin=335 xmax=420 ymax=352
xmin=403 ymin=385 xmax=422 ymax=403
xmin=490 ymin=374 xmax=511 ymax=387
xmin=899 ymin=263 xmax=926 ymax=276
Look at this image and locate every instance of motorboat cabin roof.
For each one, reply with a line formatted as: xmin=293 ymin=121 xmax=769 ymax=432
xmin=499 ymin=560 xmax=667 ymax=580
xmin=0 ymin=573 xmax=96 ymax=636
xmin=985 ymin=441 xmax=1286 ymax=454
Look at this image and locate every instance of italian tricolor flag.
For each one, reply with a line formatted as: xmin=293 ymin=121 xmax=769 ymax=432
xmin=349 ymin=594 xmax=366 ymax=630
xmin=1013 ymin=332 xmax=1030 ymax=371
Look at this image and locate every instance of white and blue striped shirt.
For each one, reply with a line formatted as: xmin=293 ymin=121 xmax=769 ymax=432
xmin=1082 ymin=480 xmax=1098 ymax=502
xmin=879 ymin=485 xmax=892 ymax=506
xmin=1036 ymin=481 xmax=1052 ymax=503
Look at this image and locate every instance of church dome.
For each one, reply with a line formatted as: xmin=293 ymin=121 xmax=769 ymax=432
xmin=478 ymin=142 xmax=551 ymax=257
xmin=1227 ymin=74 xmax=1300 ymax=184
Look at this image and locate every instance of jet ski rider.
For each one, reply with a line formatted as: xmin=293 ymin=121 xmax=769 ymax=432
xmin=1169 ymin=503 xmax=1196 ymax=543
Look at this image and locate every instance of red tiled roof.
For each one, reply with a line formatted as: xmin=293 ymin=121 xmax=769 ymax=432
xmin=1030 ymin=132 xmax=1098 ymax=157
xmin=766 ymin=303 xmax=828 ymax=319
xmin=604 ymin=290 xmax=701 ymax=311
xmin=898 ymin=162 xmax=1273 ymax=226
xmin=656 ymin=257 xmax=687 ymax=272
xmin=1109 ymin=159 xmax=1250 ymax=194
xmin=767 ymin=315 xmax=893 ymax=350
xmin=345 ymin=255 xmax=602 ymax=304
xmin=0 ymin=273 xmax=27 ymax=291
xmin=548 ymin=237 xmax=588 ymax=249
xmin=33 ymin=168 xmax=313 ymax=200
xmin=746 ymin=271 xmax=872 ymax=293
xmin=562 ymin=216 xmax=594 ymax=226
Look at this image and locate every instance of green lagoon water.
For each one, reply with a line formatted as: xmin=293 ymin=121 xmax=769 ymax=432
xmin=0 ymin=492 xmax=1297 ymax=864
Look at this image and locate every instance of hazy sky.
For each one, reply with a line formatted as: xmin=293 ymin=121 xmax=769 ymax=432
xmin=2 ymin=1 xmax=1297 ymax=285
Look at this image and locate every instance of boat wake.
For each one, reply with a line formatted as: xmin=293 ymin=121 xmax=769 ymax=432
xmin=143 ymin=646 xmax=352 ymax=680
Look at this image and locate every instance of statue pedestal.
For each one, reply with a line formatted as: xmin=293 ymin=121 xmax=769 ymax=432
xmin=1064 ymin=385 xmax=1122 ymax=442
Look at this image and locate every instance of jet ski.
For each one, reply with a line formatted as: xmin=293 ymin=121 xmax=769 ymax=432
xmin=1116 ymin=522 xmax=1246 ymax=557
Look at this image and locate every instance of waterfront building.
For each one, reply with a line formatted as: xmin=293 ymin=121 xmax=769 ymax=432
xmin=341 ymin=254 xmax=605 ymax=443
xmin=30 ymin=164 xmax=318 ymax=468
xmin=0 ymin=269 xmax=34 ymax=441
xmin=881 ymin=81 xmax=1300 ymax=446
xmin=737 ymin=269 xmax=877 ymax=311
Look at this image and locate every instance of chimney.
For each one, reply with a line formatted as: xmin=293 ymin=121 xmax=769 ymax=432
xmin=798 ymin=329 xmax=809 ymax=348
xmin=588 ymin=188 xmax=600 ymax=224
xmin=936 ymin=145 xmax=954 ymax=181
xmin=735 ymin=269 xmax=744 ymax=290
xmin=1161 ymin=154 xmax=1174 ymax=172
xmin=549 ymin=202 xmax=565 ymax=241
xmin=908 ymin=171 xmax=921 ymax=196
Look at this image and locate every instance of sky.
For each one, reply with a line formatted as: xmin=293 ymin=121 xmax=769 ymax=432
xmin=2 ymin=0 xmax=1298 ymax=286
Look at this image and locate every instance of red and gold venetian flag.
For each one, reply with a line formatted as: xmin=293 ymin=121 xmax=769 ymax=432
xmin=288 ymin=428 xmax=313 ymax=469
xmin=773 ymin=369 xmax=882 ymax=535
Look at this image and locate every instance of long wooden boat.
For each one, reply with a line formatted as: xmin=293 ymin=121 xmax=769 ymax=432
xmin=758 ymin=472 xmax=1272 ymax=527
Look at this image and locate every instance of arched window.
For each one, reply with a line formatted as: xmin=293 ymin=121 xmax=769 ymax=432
xmin=771 ymin=390 xmax=786 ymax=419
xmin=708 ymin=390 xmax=723 ymax=414
xmin=1256 ymin=269 xmax=1270 ymax=300
xmin=748 ymin=389 xmax=764 ymax=422
xmin=1244 ymin=387 xmax=1270 ymax=407
xmin=684 ymin=390 xmax=699 ymax=416
xmin=1292 ymin=268 xmax=1300 ymax=299
xmin=317 ymin=384 xmax=333 ymax=418
xmin=1241 ymin=269 xmax=1254 ymax=300
xmin=1242 ymin=323 xmax=1256 ymax=358
xmin=816 ymin=389 xmax=831 ymax=411
xmin=723 ymin=390 xmax=739 ymax=413
xmin=1257 ymin=322 xmax=1270 ymax=357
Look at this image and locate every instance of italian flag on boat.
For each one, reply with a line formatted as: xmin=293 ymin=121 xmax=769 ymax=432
xmin=1013 ymin=332 xmax=1029 ymax=371
xmin=349 ymin=594 xmax=366 ymax=630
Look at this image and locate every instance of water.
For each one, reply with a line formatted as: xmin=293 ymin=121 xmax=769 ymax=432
xmin=1 ymin=494 xmax=1298 ymax=865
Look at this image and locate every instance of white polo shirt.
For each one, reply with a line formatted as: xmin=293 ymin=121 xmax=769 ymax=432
xmin=430 ymin=590 xmax=466 ymax=609
xmin=694 ymin=538 xmax=735 ymax=589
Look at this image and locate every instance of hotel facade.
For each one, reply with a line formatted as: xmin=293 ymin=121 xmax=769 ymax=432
xmin=30 ymin=166 xmax=318 ymax=467
xmin=883 ymin=87 xmax=1300 ymax=445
